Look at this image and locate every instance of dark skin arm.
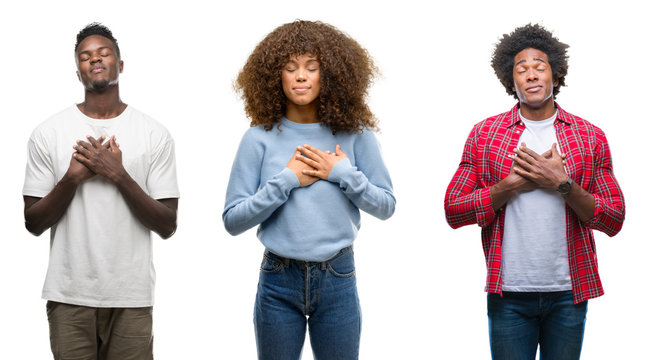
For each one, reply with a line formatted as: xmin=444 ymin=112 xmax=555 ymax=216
xmin=489 ymin=163 xmax=538 ymax=212
xmin=74 ymin=135 xmax=178 ymax=238
xmin=23 ymin=139 xmax=100 ymax=236
xmin=511 ymin=142 xmax=595 ymax=222
xmin=489 ymin=145 xmax=556 ymax=212
xmin=24 ymin=135 xmax=178 ymax=238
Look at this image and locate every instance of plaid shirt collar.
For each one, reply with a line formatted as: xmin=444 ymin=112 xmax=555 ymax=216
xmin=505 ymin=102 xmax=574 ymax=128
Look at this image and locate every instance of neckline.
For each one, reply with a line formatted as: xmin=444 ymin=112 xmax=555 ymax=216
xmin=74 ymin=104 xmax=131 ymax=126
xmin=281 ymin=116 xmax=323 ymax=129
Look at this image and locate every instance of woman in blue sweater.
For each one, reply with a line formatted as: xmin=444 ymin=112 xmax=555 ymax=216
xmin=223 ymin=20 xmax=395 ymax=360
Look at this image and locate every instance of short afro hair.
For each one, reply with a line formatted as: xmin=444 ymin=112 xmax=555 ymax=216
xmin=75 ymin=23 xmax=120 ymax=58
xmin=491 ymin=24 xmax=569 ymax=99
xmin=236 ymin=20 xmax=379 ymax=134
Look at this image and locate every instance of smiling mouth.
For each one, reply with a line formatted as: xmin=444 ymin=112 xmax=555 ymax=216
xmin=525 ymin=85 xmax=542 ymax=93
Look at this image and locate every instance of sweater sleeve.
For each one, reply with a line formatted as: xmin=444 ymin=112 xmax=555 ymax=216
xmin=327 ymin=132 xmax=395 ymax=220
xmin=222 ymin=130 xmax=300 ymax=236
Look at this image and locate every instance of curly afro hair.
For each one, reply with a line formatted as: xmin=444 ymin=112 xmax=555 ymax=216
xmin=75 ymin=23 xmax=120 ymax=58
xmin=236 ymin=20 xmax=379 ymax=134
xmin=491 ymin=24 xmax=569 ymax=99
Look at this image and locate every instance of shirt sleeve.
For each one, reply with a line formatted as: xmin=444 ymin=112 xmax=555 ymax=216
xmin=147 ymin=129 xmax=180 ymax=200
xmin=327 ymin=132 xmax=395 ymax=220
xmin=23 ymin=129 xmax=56 ymax=198
xmin=444 ymin=125 xmax=496 ymax=229
xmin=583 ymin=130 xmax=625 ymax=236
xmin=222 ymin=130 xmax=300 ymax=236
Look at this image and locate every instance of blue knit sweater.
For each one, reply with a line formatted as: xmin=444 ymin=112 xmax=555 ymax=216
xmin=223 ymin=117 xmax=395 ymax=261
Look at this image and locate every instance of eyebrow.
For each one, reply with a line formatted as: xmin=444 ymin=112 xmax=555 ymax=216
xmin=78 ymin=46 xmax=113 ymax=55
xmin=515 ymin=58 xmax=547 ymax=66
xmin=285 ymin=58 xmax=319 ymax=66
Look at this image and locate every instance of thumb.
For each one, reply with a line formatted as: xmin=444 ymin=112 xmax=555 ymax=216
xmin=335 ymin=144 xmax=344 ymax=156
xmin=551 ymin=143 xmax=561 ymax=158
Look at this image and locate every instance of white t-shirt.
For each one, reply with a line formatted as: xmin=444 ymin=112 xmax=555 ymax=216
xmin=23 ymin=105 xmax=179 ymax=307
xmin=501 ymin=111 xmax=571 ymax=292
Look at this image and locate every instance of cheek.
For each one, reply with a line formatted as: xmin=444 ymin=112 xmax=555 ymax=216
xmin=312 ymin=73 xmax=321 ymax=93
xmin=281 ymin=73 xmax=293 ymax=88
xmin=280 ymin=75 xmax=291 ymax=94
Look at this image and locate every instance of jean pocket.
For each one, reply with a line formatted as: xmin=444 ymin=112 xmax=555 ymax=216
xmin=327 ymin=250 xmax=356 ymax=278
xmin=260 ymin=254 xmax=283 ymax=274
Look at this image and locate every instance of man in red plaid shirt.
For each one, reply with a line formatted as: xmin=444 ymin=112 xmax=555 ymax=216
xmin=444 ymin=24 xmax=625 ymax=360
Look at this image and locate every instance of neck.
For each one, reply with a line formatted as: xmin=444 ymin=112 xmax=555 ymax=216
xmin=285 ymin=101 xmax=319 ymax=124
xmin=78 ymin=85 xmax=126 ymax=119
xmin=519 ymin=98 xmax=556 ymax=121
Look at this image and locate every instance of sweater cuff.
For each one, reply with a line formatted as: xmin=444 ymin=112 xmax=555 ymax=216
xmin=327 ymin=158 xmax=353 ymax=184
xmin=278 ymin=167 xmax=301 ymax=190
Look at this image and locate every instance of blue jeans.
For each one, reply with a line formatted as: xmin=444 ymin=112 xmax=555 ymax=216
xmin=254 ymin=246 xmax=361 ymax=360
xmin=487 ymin=291 xmax=588 ymax=360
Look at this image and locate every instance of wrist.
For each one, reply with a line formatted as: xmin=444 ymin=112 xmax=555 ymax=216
xmin=62 ymin=170 xmax=84 ymax=186
xmin=556 ymin=176 xmax=573 ymax=195
xmin=109 ymin=168 xmax=130 ymax=185
xmin=496 ymin=176 xmax=521 ymax=194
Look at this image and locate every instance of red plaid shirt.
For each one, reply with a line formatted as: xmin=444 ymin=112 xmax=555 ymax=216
xmin=444 ymin=103 xmax=625 ymax=303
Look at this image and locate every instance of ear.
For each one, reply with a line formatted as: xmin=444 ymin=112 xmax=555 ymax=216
xmin=76 ymin=71 xmax=81 ymax=82
xmin=119 ymin=60 xmax=124 ymax=73
xmin=553 ymin=77 xmax=559 ymax=87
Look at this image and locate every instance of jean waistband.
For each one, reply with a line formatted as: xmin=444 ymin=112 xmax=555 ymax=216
xmin=264 ymin=245 xmax=353 ymax=269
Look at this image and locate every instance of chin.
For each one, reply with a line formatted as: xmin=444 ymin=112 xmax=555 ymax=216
xmin=87 ymin=79 xmax=111 ymax=91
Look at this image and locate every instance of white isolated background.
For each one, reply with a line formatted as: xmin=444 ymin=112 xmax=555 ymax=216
xmin=0 ymin=0 xmax=650 ymax=358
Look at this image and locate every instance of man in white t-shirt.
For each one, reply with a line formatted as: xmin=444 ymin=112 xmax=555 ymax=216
xmin=23 ymin=23 xmax=179 ymax=360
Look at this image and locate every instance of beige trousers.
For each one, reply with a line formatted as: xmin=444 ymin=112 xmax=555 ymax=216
xmin=46 ymin=301 xmax=153 ymax=360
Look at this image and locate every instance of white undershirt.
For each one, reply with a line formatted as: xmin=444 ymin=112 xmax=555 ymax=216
xmin=501 ymin=111 xmax=571 ymax=292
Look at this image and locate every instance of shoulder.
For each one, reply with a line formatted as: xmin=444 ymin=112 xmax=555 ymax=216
xmin=558 ymin=107 xmax=607 ymax=142
xmin=240 ymin=124 xmax=275 ymax=144
xmin=29 ymin=105 xmax=79 ymax=142
xmin=354 ymin=128 xmax=381 ymax=148
xmin=462 ymin=107 xmax=516 ymax=146
xmin=342 ymin=129 xmax=384 ymax=160
xmin=34 ymin=105 xmax=78 ymax=129
xmin=127 ymin=106 xmax=170 ymax=132
xmin=233 ymin=125 xmax=271 ymax=158
xmin=125 ymin=106 xmax=175 ymax=143
xmin=474 ymin=107 xmax=515 ymax=132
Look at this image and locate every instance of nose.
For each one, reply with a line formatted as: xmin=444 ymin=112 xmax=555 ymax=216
xmin=296 ymin=68 xmax=306 ymax=81
xmin=90 ymin=52 xmax=102 ymax=64
xmin=527 ymin=68 xmax=538 ymax=81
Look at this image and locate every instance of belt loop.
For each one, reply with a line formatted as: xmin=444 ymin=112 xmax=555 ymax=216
xmin=321 ymin=260 xmax=328 ymax=271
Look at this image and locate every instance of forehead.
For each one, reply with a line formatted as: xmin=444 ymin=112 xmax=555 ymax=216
xmin=76 ymin=35 xmax=117 ymax=54
xmin=514 ymin=48 xmax=549 ymax=66
xmin=287 ymin=53 xmax=319 ymax=62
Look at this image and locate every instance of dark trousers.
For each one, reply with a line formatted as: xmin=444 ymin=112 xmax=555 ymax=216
xmin=487 ymin=291 xmax=588 ymax=360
